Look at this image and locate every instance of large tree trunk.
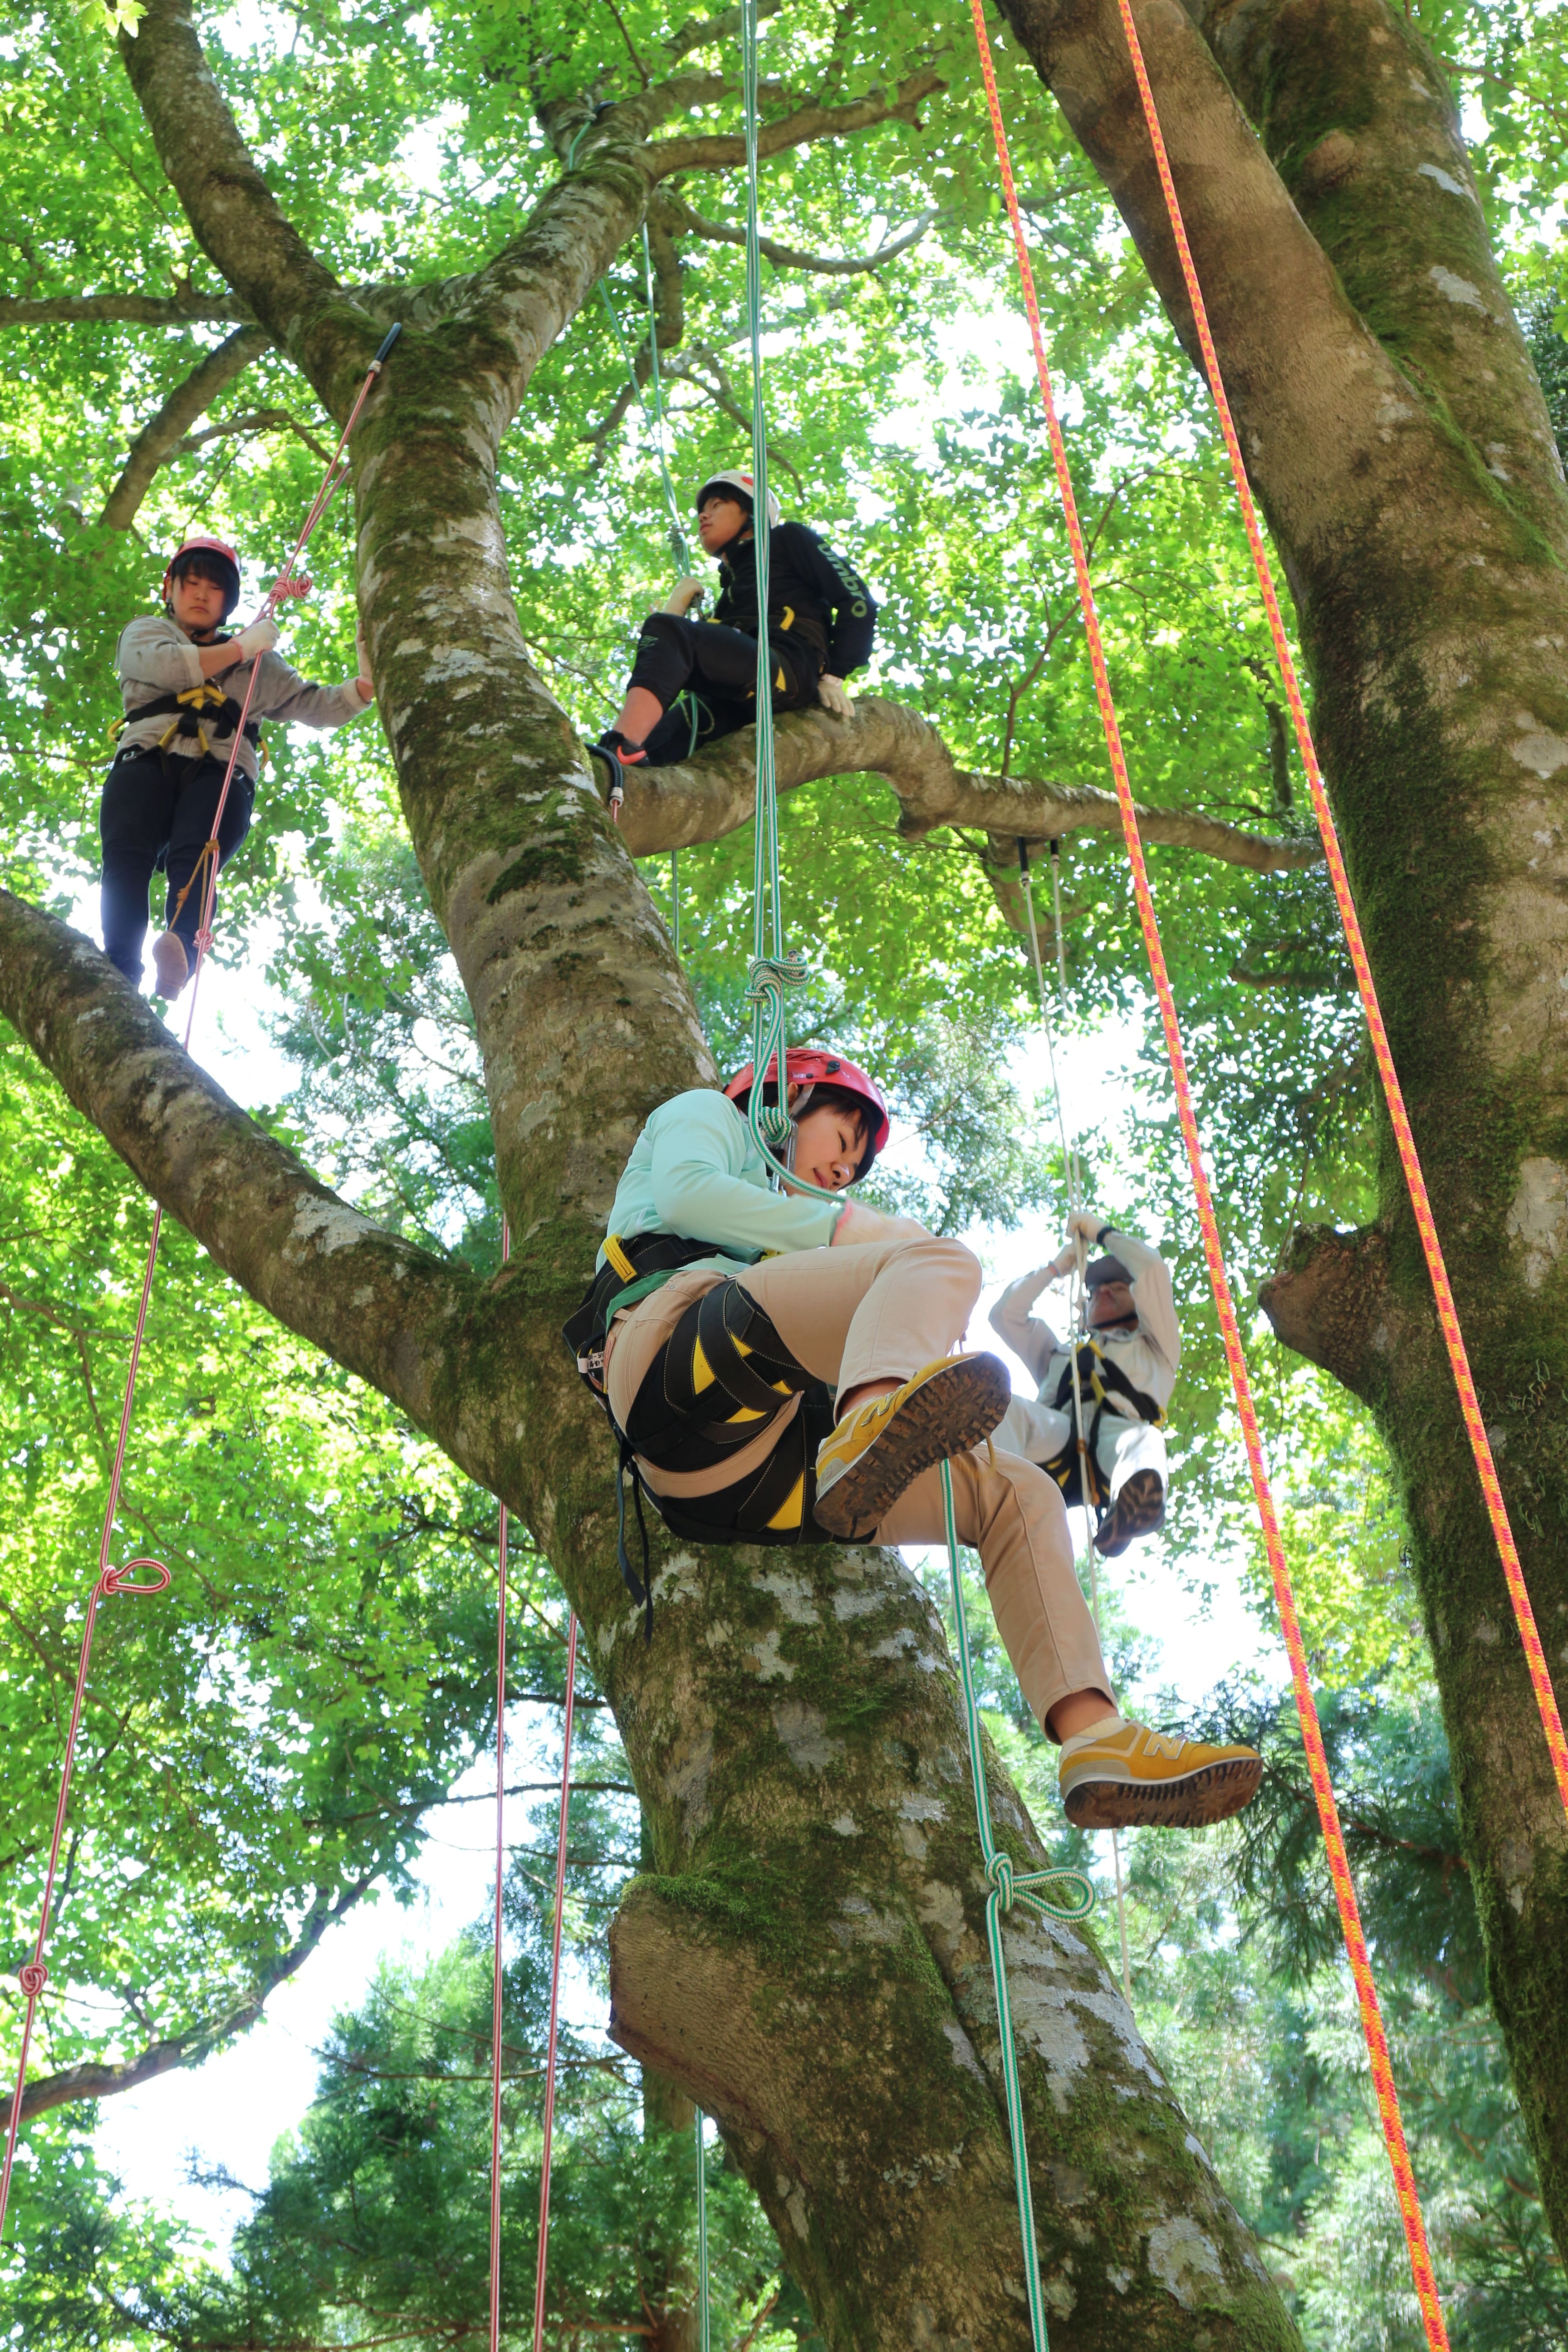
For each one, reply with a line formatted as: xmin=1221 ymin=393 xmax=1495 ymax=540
xmin=1000 ymin=0 xmax=1568 ymax=2247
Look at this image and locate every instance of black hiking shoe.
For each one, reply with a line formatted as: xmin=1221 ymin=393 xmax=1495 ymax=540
xmin=1093 ymin=1468 xmax=1166 ymax=1558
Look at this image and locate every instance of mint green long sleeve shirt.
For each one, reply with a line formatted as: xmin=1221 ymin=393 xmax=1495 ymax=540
xmin=599 ymin=1088 xmax=843 ymax=1277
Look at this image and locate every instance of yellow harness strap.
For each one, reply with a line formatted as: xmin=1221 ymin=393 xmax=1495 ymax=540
xmin=155 ymin=680 xmax=234 ymax=755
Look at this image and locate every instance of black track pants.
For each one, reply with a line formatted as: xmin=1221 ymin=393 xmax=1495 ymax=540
xmin=625 ymin=611 xmax=820 ymax=767
xmin=98 ymin=751 xmax=254 ymax=986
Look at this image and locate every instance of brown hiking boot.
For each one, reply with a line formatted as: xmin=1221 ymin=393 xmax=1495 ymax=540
xmin=813 ymin=1352 xmax=1011 ymax=1539
xmin=1093 ymin=1468 xmax=1165 ymax=1558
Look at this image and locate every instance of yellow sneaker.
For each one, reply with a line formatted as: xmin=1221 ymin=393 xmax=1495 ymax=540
xmin=813 ymin=1352 xmax=1010 ymax=1539
xmin=1059 ymin=1716 xmax=1262 ymax=1830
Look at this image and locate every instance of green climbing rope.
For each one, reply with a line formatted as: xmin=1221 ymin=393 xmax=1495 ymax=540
xmin=940 ymin=1458 xmax=1096 ymax=2352
xmin=696 ymin=2105 xmax=711 ymax=2351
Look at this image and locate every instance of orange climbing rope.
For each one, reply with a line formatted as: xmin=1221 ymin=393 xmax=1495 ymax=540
xmin=1109 ymin=0 xmax=1568 ymax=1825
xmin=966 ymin=7 xmax=1451 ymax=2342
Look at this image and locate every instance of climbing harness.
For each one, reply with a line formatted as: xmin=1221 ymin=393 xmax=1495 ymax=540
xmin=532 ymin=1611 xmax=579 ymax=2352
xmin=968 ymin=7 xmax=1452 ymax=2339
xmin=1110 ymin=0 xmax=1568 ymax=1833
xmin=564 ymin=1236 xmax=841 ymax=1636
xmin=112 ymin=676 xmax=265 ymax=763
xmin=0 ymin=320 xmax=402 ymax=2250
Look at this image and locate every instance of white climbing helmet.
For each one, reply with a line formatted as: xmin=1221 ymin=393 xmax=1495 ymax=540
xmin=696 ymin=469 xmax=781 ymax=529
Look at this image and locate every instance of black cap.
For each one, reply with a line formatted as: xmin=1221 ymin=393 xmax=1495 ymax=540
xmin=1085 ymin=1254 xmax=1132 ymax=1289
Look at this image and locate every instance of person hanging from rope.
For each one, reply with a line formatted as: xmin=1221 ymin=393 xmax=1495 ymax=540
xmin=102 ymin=535 xmax=375 ymax=1000
xmin=565 ymin=1057 xmax=1260 ymax=1828
xmin=589 ymin=470 xmax=875 ymax=785
xmin=990 ymin=1210 xmax=1176 ymax=1560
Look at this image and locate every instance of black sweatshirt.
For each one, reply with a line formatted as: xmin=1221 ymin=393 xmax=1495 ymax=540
xmin=712 ymin=524 xmax=877 ymax=676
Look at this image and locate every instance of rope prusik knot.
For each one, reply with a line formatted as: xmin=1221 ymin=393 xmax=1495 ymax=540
xmin=986 ymin=1851 xmax=1015 ymax=1910
xmin=16 ymin=1964 xmax=46 ymax=1998
xmin=745 ymin=952 xmax=809 ymax=999
xmin=270 ymin=572 xmax=314 ymax=602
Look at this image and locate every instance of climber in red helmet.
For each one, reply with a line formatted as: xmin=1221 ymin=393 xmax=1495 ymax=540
xmin=563 ymin=1052 xmax=1262 ymax=1832
xmin=100 ymin=535 xmax=376 ymax=1000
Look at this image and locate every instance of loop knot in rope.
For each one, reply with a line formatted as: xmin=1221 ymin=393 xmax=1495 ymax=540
xmin=15 ymin=1966 xmax=46 ymax=1999
xmin=100 ymin=1558 xmax=171 ymax=1599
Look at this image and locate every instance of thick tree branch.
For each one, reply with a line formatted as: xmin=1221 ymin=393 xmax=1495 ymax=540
xmin=118 ymin=0 xmax=341 ymax=363
xmin=17 ymin=1872 xmax=375 ymax=2121
xmin=648 ymin=66 xmax=946 ymax=177
xmin=662 ymin=189 xmax=941 ymax=276
xmin=0 ymin=893 xmax=525 ymax=1498
xmin=1258 ymin=1222 xmax=1391 ymax=1396
xmin=604 ymin=694 xmax=1320 ymax=872
xmin=0 ymin=292 xmax=250 ymax=328
xmin=100 ymin=325 xmax=272 ymax=529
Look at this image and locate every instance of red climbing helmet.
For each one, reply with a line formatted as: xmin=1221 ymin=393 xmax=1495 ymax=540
xmin=724 ymin=1048 xmax=890 ymax=1175
xmin=163 ymin=534 xmax=242 ymax=618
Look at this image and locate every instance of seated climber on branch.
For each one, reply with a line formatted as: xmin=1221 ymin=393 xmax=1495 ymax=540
xmin=102 ymin=535 xmax=375 ymax=1001
xmin=991 ymin=1210 xmax=1176 ymax=1561
xmin=590 ymin=468 xmax=875 ymax=784
xmin=565 ymin=1054 xmax=1260 ymax=1831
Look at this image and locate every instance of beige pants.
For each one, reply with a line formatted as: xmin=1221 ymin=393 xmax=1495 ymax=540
xmin=604 ymin=1234 xmax=1112 ymax=1733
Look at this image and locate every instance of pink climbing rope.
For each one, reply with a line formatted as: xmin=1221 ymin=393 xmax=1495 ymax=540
xmin=1109 ymin=0 xmax=1568 ymax=1822
xmin=532 ymin=1611 xmax=579 ymax=2352
xmin=0 ymin=325 xmax=401 ymax=2246
xmin=967 ymin=5 xmax=1451 ymax=2342
xmin=490 ymin=1219 xmax=512 ymax=2352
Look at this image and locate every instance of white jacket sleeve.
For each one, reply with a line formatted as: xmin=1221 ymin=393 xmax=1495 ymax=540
xmin=1102 ymin=1226 xmax=1180 ymax=1374
xmin=989 ymin=1267 xmax=1063 ymax=1387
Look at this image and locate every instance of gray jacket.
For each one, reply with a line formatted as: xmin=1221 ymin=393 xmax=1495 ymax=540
xmin=115 ymin=614 xmax=366 ymax=784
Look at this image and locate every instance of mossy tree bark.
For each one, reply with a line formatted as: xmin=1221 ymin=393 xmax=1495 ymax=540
xmin=998 ymin=0 xmax=1568 ymax=2252
xmin=0 ymin=3 xmax=1316 ymax=2342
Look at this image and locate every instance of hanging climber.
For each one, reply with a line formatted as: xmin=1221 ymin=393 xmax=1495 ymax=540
xmin=589 ymin=469 xmax=875 ymax=784
xmin=565 ymin=1060 xmax=1260 ymax=1829
xmin=990 ymin=1210 xmax=1176 ymax=1559
xmin=102 ymin=535 xmax=375 ymax=1000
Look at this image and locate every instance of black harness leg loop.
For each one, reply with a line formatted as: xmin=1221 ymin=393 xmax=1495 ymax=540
xmin=614 ymin=1434 xmax=655 ymax=1643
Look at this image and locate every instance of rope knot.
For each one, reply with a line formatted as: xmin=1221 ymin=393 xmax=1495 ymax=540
xmin=746 ymin=953 xmax=808 ymax=998
xmin=100 ymin=1558 xmax=172 ymax=1599
xmin=18 ymin=1962 xmax=47 ymax=1997
xmin=986 ymin=1852 xmax=1015 ymax=1911
xmin=270 ymin=573 xmax=313 ymax=602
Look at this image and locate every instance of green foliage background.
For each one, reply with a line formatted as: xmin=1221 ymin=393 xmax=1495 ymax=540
xmin=1 ymin=0 xmax=1566 ymax=2339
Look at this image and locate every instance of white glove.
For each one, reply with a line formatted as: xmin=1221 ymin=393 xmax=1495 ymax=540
xmin=662 ymin=576 xmax=706 ymax=617
xmin=1066 ymin=1208 xmax=1105 ymax=1246
xmin=817 ymin=673 xmax=853 ymax=719
xmin=234 ymin=616 xmax=280 ymax=661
